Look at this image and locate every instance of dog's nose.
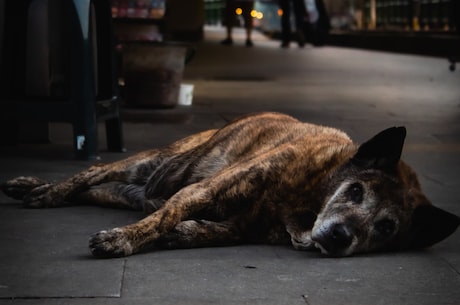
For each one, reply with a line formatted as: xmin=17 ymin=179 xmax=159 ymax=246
xmin=313 ymin=223 xmax=354 ymax=256
xmin=330 ymin=223 xmax=353 ymax=248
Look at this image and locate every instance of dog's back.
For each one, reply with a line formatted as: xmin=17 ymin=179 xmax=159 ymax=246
xmin=143 ymin=112 xmax=354 ymax=203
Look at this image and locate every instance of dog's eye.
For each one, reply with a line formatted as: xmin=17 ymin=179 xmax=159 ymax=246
xmin=347 ymin=183 xmax=363 ymax=203
xmin=374 ymin=219 xmax=395 ymax=237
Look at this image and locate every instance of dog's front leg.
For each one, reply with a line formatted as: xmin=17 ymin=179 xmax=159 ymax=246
xmin=89 ymin=159 xmax=277 ymax=257
xmin=156 ymin=219 xmax=241 ymax=249
xmin=89 ymin=184 xmax=212 ymax=257
xmin=90 ymin=219 xmax=241 ymax=257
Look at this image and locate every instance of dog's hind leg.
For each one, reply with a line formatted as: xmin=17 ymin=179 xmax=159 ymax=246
xmin=2 ymin=145 xmax=169 ymax=206
xmin=75 ymin=182 xmax=165 ymax=213
xmin=1 ymin=149 xmax=164 ymax=207
xmin=1 ymin=129 xmax=217 ymax=208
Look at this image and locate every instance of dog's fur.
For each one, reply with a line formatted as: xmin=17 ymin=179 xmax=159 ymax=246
xmin=2 ymin=112 xmax=459 ymax=258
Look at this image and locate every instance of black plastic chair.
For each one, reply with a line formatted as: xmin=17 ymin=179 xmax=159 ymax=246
xmin=0 ymin=0 xmax=125 ymax=159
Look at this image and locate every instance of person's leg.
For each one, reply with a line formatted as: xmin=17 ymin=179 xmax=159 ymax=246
xmin=278 ymin=0 xmax=291 ymax=47
xmin=222 ymin=0 xmax=235 ymax=45
xmin=242 ymin=1 xmax=255 ymax=46
xmin=292 ymin=0 xmax=306 ymax=47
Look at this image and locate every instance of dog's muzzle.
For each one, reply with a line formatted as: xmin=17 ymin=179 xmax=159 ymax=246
xmin=311 ymin=223 xmax=355 ymax=257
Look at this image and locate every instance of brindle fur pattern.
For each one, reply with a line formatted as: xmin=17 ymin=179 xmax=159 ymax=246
xmin=2 ymin=113 xmax=459 ymax=258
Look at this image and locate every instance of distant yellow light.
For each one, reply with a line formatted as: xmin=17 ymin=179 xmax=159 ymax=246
xmin=235 ymin=7 xmax=242 ymax=15
xmin=277 ymin=9 xmax=283 ymax=16
xmin=250 ymin=10 xmax=263 ymax=20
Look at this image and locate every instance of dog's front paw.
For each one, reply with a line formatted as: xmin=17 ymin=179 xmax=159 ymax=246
xmin=89 ymin=228 xmax=134 ymax=258
xmin=1 ymin=176 xmax=49 ymax=201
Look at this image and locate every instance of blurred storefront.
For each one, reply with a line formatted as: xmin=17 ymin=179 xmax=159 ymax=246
xmin=111 ymin=0 xmax=205 ymax=41
xmin=204 ymin=0 xmax=457 ymax=33
xmin=324 ymin=0 xmax=457 ymax=32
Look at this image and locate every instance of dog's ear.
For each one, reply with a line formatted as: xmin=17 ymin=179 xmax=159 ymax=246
xmin=407 ymin=204 xmax=460 ymax=249
xmin=352 ymin=127 xmax=406 ymax=171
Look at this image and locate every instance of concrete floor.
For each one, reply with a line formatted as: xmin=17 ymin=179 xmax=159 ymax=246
xmin=1 ymin=26 xmax=460 ymax=305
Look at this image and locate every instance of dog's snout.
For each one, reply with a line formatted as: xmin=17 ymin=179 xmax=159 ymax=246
xmin=312 ymin=223 xmax=354 ymax=256
xmin=330 ymin=223 xmax=353 ymax=248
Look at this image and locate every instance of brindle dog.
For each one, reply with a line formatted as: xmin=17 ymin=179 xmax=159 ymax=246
xmin=2 ymin=112 xmax=459 ymax=258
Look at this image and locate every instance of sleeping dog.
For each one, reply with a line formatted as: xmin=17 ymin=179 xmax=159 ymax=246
xmin=2 ymin=112 xmax=459 ymax=258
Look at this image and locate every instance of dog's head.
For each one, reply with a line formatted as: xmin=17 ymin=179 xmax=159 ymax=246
xmin=310 ymin=127 xmax=460 ymax=257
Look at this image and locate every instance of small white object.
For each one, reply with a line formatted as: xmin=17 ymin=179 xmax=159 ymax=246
xmin=76 ymin=135 xmax=85 ymax=150
xmin=178 ymin=83 xmax=194 ymax=106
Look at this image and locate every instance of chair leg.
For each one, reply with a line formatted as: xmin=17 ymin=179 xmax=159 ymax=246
xmin=448 ymin=57 xmax=456 ymax=72
xmin=73 ymin=117 xmax=99 ymax=161
xmin=0 ymin=121 xmax=20 ymax=145
xmin=105 ymin=116 xmax=126 ymax=153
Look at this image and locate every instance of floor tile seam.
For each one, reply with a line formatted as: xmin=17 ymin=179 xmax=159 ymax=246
xmin=0 ymin=296 xmax=120 ymax=300
xmin=119 ymin=258 xmax=128 ymax=299
xmin=438 ymin=255 xmax=460 ymax=277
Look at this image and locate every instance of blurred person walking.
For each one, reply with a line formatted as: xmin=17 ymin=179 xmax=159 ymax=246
xmin=278 ymin=0 xmax=307 ymax=48
xmin=221 ymin=0 xmax=255 ymax=47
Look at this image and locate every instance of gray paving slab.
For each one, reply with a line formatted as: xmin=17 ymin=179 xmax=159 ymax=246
xmin=121 ymin=246 xmax=460 ymax=305
xmin=0 ymin=26 xmax=459 ymax=304
xmin=0 ymin=205 xmax=142 ymax=298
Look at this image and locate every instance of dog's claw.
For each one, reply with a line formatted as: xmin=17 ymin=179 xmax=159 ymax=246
xmin=89 ymin=229 xmax=134 ymax=258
